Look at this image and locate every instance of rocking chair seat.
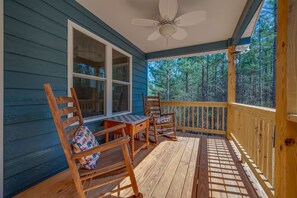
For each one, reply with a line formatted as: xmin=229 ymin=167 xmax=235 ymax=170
xmin=78 ymin=146 xmax=125 ymax=176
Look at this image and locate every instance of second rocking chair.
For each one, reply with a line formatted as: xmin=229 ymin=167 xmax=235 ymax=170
xmin=142 ymin=92 xmax=177 ymax=143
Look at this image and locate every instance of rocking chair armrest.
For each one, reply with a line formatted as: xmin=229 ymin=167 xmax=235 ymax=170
xmin=72 ymin=136 xmax=129 ymax=160
xmin=93 ymin=124 xmax=126 ymax=137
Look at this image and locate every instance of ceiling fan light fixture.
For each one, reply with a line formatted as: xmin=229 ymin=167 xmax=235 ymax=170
xmin=159 ymin=24 xmax=176 ymax=37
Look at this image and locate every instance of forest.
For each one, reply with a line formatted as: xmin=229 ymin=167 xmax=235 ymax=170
xmin=148 ymin=0 xmax=276 ymax=108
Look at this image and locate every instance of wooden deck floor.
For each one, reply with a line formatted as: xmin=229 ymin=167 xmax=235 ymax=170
xmin=15 ymin=132 xmax=258 ymax=198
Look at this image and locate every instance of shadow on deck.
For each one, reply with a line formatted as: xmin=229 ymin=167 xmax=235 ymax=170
xmin=14 ymin=132 xmax=259 ymax=198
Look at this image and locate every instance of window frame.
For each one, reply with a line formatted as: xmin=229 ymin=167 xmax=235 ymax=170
xmin=68 ymin=20 xmax=132 ymax=123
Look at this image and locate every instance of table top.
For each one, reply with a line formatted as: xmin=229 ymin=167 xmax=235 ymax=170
xmin=104 ymin=114 xmax=150 ymax=125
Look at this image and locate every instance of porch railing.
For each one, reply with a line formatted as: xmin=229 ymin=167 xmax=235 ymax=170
xmin=229 ymin=102 xmax=275 ymax=197
xmin=160 ymin=101 xmax=227 ymax=135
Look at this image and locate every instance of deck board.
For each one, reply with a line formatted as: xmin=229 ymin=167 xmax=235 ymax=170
xmin=151 ymin=140 xmax=186 ymax=197
xmin=14 ymin=132 xmax=258 ymax=198
xmin=181 ymin=135 xmax=200 ymax=198
xmin=166 ymin=134 xmax=195 ymax=198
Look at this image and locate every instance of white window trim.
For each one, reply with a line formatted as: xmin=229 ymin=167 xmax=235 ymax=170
xmin=67 ymin=20 xmax=132 ymax=123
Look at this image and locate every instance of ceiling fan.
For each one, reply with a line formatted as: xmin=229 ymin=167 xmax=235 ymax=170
xmin=131 ymin=0 xmax=206 ymax=41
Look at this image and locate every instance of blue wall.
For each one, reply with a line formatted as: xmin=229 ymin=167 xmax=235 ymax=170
xmin=4 ymin=0 xmax=147 ymax=197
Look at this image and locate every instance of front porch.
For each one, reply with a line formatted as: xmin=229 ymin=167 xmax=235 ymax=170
xmin=3 ymin=0 xmax=297 ymax=197
xmin=14 ymin=132 xmax=262 ymax=198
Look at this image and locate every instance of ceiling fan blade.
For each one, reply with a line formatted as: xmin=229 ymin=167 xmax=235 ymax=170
xmin=159 ymin=0 xmax=178 ymax=20
xmin=175 ymin=11 xmax=206 ymax=27
xmin=148 ymin=30 xmax=161 ymax=41
xmin=131 ymin=18 xmax=159 ymax=26
xmin=172 ymin=27 xmax=188 ymax=40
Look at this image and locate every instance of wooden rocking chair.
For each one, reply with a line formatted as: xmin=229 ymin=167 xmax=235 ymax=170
xmin=142 ymin=92 xmax=177 ymax=143
xmin=44 ymin=83 xmax=142 ymax=198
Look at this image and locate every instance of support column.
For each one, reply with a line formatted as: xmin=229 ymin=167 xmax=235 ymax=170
xmin=274 ymin=0 xmax=297 ymax=197
xmin=227 ymin=45 xmax=236 ymax=140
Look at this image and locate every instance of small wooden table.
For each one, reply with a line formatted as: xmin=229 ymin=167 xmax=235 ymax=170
xmin=104 ymin=114 xmax=150 ymax=161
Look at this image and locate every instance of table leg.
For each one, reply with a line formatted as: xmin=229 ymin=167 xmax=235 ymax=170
xmin=146 ymin=120 xmax=149 ymax=149
xmin=104 ymin=121 xmax=109 ymax=142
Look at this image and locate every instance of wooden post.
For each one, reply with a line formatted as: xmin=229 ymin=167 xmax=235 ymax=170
xmin=274 ymin=0 xmax=297 ymax=197
xmin=227 ymin=45 xmax=236 ymax=140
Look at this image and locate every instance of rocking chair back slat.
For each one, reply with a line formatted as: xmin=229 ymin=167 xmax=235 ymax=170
xmin=142 ymin=92 xmax=162 ymax=117
xmin=59 ymin=106 xmax=78 ymax=116
xmin=63 ymin=116 xmax=80 ymax=129
xmin=56 ymin=96 xmax=74 ymax=104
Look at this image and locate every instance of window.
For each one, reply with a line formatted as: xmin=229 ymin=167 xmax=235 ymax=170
xmin=72 ymin=29 xmax=106 ymax=118
xmin=68 ymin=21 xmax=132 ymax=121
xmin=112 ymin=49 xmax=130 ymax=113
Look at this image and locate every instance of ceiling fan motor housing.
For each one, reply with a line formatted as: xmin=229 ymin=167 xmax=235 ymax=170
xmin=159 ymin=24 xmax=177 ymax=37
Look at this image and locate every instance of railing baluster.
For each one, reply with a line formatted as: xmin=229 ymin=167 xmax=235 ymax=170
xmin=187 ymin=106 xmax=190 ymax=127
xmin=197 ymin=106 xmax=199 ymax=128
xmin=222 ymin=107 xmax=225 ymax=131
xmin=267 ymin=122 xmax=273 ymax=184
xmin=182 ymin=106 xmax=186 ymax=127
xmin=263 ymin=121 xmax=268 ymax=180
xmin=178 ymin=106 xmax=182 ymax=127
xmin=211 ymin=107 xmax=214 ymax=130
xmin=202 ymin=107 xmax=204 ymax=129
xmin=192 ymin=106 xmax=194 ymax=128
xmin=259 ymin=120 xmax=264 ymax=173
xmin=206 ymin=107 xmax=209 ymax=129
xmin=216 ymin=107 xmax=219 ymax=130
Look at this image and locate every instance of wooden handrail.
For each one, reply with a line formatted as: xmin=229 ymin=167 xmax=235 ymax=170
xmin=229 ymin=102 xmax=275 ymax=120
xmin=161 ymin=101 xmax=227 ymax=107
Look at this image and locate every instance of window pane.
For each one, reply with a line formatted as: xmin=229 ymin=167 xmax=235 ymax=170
xmin=112 ymin=49 xmax=129 ymax=82
xmin=73 ymin=29 xmax=105 ymax=78
xmin=73 ymin=77 xmax=105 ymax=117
xmin=112 ymin=83 xmax=129 ymax=113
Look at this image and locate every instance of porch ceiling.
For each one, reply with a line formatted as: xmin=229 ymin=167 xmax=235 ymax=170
xmin=76 ymin=0 xmax=256 ymax=53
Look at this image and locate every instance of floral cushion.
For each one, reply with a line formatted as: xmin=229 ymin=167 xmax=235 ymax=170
xmin=72 ymin=126 xmax=100 ymax=170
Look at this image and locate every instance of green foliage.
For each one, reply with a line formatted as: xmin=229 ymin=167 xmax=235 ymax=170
xmin=148 ymin=53 xmax=228 ymax=102
xmin=148 ymin=0 xmax=276 ymax=108
xmin=236 ymin=0 xmax=276 ymax=108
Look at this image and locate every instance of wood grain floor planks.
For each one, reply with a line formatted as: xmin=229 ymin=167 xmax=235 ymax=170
xmin=166 ymin=134 xmax=196 ymax=198
xmin=14 ymin=132 xmax=260 ymax=198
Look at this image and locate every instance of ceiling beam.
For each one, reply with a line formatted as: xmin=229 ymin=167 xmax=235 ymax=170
xmin=231 ymin=0 xmax=263 ymax=45
xmin=145 ymin=37 xmax=250 ymax=60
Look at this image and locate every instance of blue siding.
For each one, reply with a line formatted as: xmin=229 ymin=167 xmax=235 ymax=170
xmin=4 ymin=0 xmax=147 ymax=197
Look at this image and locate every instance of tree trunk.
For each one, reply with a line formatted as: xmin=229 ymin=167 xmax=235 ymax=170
xmin=259 ymin=18 xmax=263 ymax=106
xmin=206 ymin=55 xmax=209 ymax=101
xmin=166 ymin=69 xmax=170 ymax=100
xmin=201 ymin=63 xmax=205 ymax=101
xmin=272 ymin=0 xmax=277 ymax=108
